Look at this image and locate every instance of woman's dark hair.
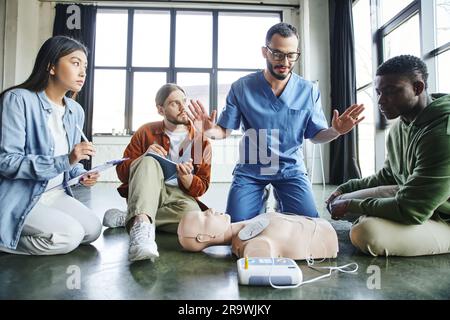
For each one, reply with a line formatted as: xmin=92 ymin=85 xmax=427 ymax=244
xmin=155 ymin=83 xmax=186 ymax=107
xmin=0 ymin=35 xmax=88 ymax=98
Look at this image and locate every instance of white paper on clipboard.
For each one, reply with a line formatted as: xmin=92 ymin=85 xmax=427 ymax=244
xmin=47 ymin=157 xmax=129 ymax=191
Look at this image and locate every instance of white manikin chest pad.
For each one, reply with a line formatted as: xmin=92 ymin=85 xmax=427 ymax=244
xmin=238 ymin=214 xmax=270 ymax=241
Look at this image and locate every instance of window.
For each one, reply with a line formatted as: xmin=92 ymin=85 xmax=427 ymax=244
xmin=356 ymin=88 xmax=376 ymax=177
xmin=353 ymin=0 xmax=450 ymax=174
xmin=353 ymin=0 xmax=375 ymax=177
xmin=436 ymin=0 xmax=450 ymax=48
xmin=95 ymin=10 xmax=128 ymax=67
xmin=379 ymin=0 xmax=414 ymax=25
xmin=133 ymin=10 xmax=170 ymax=67
xmin=218 ymin=12 xmax=280 ymax=69
xmin=92 ymin=69 xmax=126 ymax=134
xmin=93 ymin=8 xmax=281 ymax=135
xmin=383 ymin=14 xmax=420 ymax=60
xmin=132 ymin=72 xmax=166 ymax=130
xmin=437 ymin=50 xmax=450 ymax=93
xmin=175 ymin=12 xmax=212 ymax=68
xmin=176 ymin=72 xmax=210 ymax=107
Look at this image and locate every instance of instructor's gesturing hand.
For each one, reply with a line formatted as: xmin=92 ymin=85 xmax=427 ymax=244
xmin=332 ymin=104 xmax=365 ymax=135
xmin=187 ymin=99 xmax=217 ymax=133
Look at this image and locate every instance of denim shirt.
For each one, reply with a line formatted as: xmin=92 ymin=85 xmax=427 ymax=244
xmin=0 ymin=89 xmax=87 ymax=249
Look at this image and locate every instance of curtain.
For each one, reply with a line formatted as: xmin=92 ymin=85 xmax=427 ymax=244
xmin=53 ymin=4 xmax=97 ymax=169
xmin=328 ymin=0 xmax=362 ymax=184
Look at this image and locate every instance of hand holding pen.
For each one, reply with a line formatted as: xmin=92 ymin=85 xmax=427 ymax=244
xmin=69 ymin=124 xmax=96 ymax=165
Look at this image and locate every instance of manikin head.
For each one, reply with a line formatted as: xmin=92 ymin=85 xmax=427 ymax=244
xmin=177 ymin=209 xmax=231 ymax=251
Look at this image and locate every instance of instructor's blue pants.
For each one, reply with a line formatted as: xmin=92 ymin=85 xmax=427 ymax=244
xmin=226 ymin=174 xmax=319 ymax=222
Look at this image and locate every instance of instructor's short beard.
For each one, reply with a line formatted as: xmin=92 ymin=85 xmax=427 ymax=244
xmin=266 ymin=60 xmax=292 ymax=80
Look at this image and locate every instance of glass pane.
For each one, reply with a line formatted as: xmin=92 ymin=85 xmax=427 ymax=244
xmin=380 ymin=0 xmax=414 ymax=25
xmin=438 ymin=50 xmax=450 ymax=93
xmin=176 ymin=12 xmax=212 ymax=68
xmin=218 ymin=12 xmax=280 ymax=69
xmin=133 ymin=10 xmax=170 ymax=67
xmin=93 ymin=69 xmax=126 ymax=134
xmin=176 ymin=73 xmax=210 ymax=111
xmin=95 ymin=10 xmax=128 ymax=67
xmin=353 ymin=0 xmax=373 ymax=88
xmin=217 ymin=71 xmax=253 ymax=116
xmin=436 ymin=0 xmax=450 ymax=47
xmin=357 ymin=86 xmax=375 ymax=177
xmin=132 ymin=72 xmax=167 ymax=131
xmin=383 ymin=14 xmax=420 ymax=60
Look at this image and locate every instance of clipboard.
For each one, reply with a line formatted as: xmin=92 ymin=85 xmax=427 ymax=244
xmin=46 ymin=157 xmax=129 ymax=191
xmin=146 ymin=152 xmax=178 ymax=181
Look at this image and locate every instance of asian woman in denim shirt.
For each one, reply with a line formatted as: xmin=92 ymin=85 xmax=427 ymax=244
xmin=0 ymin=36 xmax=102 ymax=255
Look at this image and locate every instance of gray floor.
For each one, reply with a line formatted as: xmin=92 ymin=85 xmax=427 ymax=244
xmin=1 ymin=182 xmax=450 ymax=300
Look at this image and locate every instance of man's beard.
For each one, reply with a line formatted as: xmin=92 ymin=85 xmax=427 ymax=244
xmin=166 ymin=113 xmax=189 ymax=125
xmin=267 ymin=60 xmax=292 ymax=80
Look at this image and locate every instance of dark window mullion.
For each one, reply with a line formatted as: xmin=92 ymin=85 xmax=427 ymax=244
xmin=125 ymin=8 xmax=134 ymax=132
xmin=379 ymin=0 xmax=420 ymax=36
xmin=429 ymin=41 xmax=450 ymax=57
xmin=217 ymin=68 xmax=262 ymax=72
xmin=169 ymin=9 xmax=176 ymax=83
xmin=357 ymin=82 xmax=373 ymax=93
xmin=95 ymin=66 xmax=127 ymax=70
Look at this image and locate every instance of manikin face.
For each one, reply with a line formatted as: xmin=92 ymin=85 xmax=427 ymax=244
xmin=262 ymin=34 xmax=299 ymax=81
xmin=49 ymin=49 xmax=87 ymax=93
xmin=157 ymin=89 xmax=190 ymax=125
xmin=177 ymin=209 xmax=231 ymax=250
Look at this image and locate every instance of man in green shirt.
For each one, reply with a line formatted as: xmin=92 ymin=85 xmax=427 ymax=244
xmin=327 ymin=55 xmax=450 ymax=257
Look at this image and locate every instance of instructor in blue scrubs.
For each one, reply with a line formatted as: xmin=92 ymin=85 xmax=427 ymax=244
xmin=188 ymin=22 xmax=365 ymax=222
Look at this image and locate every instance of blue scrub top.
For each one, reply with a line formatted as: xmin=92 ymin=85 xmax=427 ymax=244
xmin=217 ymin=71 xmax=328 ymax=179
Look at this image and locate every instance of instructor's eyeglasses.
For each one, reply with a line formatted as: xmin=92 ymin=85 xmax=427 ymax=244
xmin=265 ymin=46 xmax=300 ymax=62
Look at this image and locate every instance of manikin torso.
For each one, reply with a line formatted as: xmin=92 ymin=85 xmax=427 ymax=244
xmin=231 ymin=212 xmax=339 ymax=260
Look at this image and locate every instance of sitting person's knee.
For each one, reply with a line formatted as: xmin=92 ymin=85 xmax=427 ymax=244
xmin=56 ymin=223 xmax=85 ymax=254
xmin=82 ymin=216 xmax=102 ymax=244
xmin=138 ymin=156 xmax=159 ymax=167
xmin=131 ymin=156 xmax=161 ymax=175
xmin=350 ymin=216 xmax=389 ymax=256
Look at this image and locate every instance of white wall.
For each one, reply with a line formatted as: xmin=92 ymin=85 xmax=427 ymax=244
xmin=2 ymin=0 xmax=53 ymax=89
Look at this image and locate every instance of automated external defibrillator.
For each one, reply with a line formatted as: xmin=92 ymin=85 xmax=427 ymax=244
xmin=236 ymin=215 xmax=358 ymax=289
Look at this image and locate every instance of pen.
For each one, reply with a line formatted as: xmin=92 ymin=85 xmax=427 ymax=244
xmin=76 ymin=124 xmax=90 ymax=143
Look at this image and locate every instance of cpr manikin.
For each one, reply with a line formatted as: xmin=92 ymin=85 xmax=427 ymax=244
xmin=177 ymin=209 xmax=339 ymax=260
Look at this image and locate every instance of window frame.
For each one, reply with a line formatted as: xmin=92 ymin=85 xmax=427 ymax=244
xmin=354 ymin=0 xmax=449 ymax=172
xmin=374 ymin=0 xmax=421 ymax=130
xmin=93 ymin=7 xmax=282 ymax=135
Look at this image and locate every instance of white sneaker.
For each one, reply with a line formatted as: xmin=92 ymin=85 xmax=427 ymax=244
xmin=103 ymin=209 xmax=127 ymax=228
xmin=128 ymin=221 xmax=159 ymax=262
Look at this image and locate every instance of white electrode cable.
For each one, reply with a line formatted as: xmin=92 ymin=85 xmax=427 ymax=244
xmin=268 ymin=217 xmax=359 ymax=289
xmin=268 ymin=259 xmax=359 ymax=289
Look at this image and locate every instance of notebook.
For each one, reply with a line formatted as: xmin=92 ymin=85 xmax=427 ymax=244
xmin=146 ymin=152 xmax=178 ymax=181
